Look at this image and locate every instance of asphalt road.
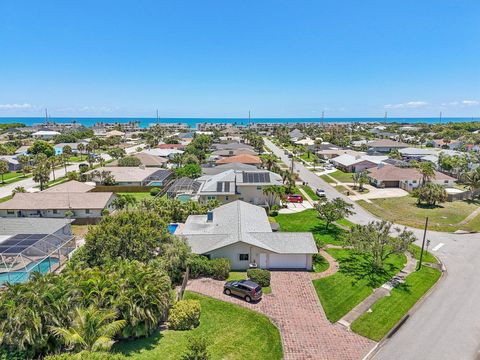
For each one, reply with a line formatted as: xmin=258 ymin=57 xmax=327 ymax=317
xmin=265 ymin=138 xmax=480 ymax=360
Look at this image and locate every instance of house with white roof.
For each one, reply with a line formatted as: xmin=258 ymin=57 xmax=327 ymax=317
xmin=330 ymin=154 xmax=388 ymax=173
xmin=179 ymin=201 xmax=317 ymax=270
xmin=194 ymin=169 xmax=283 ymax=206
xmin=32 ymin=130 xmax=61 ymax=140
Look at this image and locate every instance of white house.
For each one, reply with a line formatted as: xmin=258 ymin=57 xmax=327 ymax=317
xmin=180 ymin=201 xmax=317 ymax=270
xmin=32 ymin=130 xmax=61 ymax=140
xmin=330 ymin=154 xmax=388 ymax=173
xmin=194 ymin=169 xmax=283 ymax=206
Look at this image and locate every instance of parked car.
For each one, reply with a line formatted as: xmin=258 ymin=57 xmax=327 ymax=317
xmin=288 ymin=154 xmax=293 ymax=158
xmin=315 ymin=188 xmax=326 ymax=197
xmin=224 ymin=280 xmax=263 ymax=302
xmin=286 ymin=194 xmax=303 ymax=203
xmin=325 ymin=165 xmax=334 ymax=170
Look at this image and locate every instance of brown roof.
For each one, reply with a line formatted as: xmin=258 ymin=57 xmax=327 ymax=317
xmin=367 ymin=165 xmax=455 ymax=182
xmin=368 ymin=139 xmax=408 ymax=148
xmin=43 ymin=180 xmax=94 ymax=193
xmin=0 ymin=192 xmax=114 ymax=210
xmin=133 ymin=152 xmax=168 ymax=166
xmin=216 ymin=154 xmax=262 ymax=165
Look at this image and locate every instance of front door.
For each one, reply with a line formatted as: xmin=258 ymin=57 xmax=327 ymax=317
xmin=259 ymin=253 xmax=267 ymax=269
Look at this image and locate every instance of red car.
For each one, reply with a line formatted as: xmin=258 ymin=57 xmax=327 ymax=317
xmin=286 ymin=194 xmax=303 ymax=203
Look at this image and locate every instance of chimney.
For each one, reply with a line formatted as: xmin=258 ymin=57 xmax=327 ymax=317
xmin=207 ymin=211 xmax=214 ymax=222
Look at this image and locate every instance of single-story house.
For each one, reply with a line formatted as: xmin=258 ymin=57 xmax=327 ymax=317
xmin=367 ymin=139 xmax=408 ymax=153
xmin=427 ymin=139 xmax=463 ymax=150
xmin=43 ymin=180 xmax=95 ymax=193
xmin=157 ymin=143 xmax=186 ymax=150
xmin=14 ymin=146 xmax=30 ymax=156
xmin=0 ymin=217 xmax=74 ymax=237
xmin=0 ymin=192 xmax=115 ymax=219
xmin=216 ymin=153 xmax=262 ymax=166
xmin=398 ymin=147 xmax=437 ymax=160
xmin=105 ymin=130 xmax=125 ymax=138
xmin=288 ymin=129 xmax=304 ymax=141
xmin=107 ymin=152 xmax=168 ymax=168
xmin=141 ymin=148 xmax=184 ymax=159
xmin=316 ymin=149 xmax=361 ymax=160
xmin=201 ymin=163 xmax=259 ymax=176
xmin=54 ymin=142 xmax=87 ymax=155
xmin=194 ymin=169 xmax=283 ymax=206
xmin=367 ymin=164 xmax=456 ymax=190
xmin=179 ymin=200 xmax=317 ymax=270
xmin=330 ymin=154 xmax=388 ymax=173
xmin=211 ymin=143 xmax=254 ymax=151
xmin=87 ymin=167 xmax=173 ymax=186
xmin=32 ymin=130 xmax=61 ymax=140
xmin=0 ymin=156 xmax=21 ymax=172
xmin=211 ymin=149 xmax=258 ymax=158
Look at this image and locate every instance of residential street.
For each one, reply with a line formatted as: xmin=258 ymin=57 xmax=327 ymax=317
xmin=265 ymin=138 xmax=480 ymax=360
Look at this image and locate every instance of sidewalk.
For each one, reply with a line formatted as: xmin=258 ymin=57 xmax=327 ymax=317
xmin=338 ymin=251 xmax=417 ymax=327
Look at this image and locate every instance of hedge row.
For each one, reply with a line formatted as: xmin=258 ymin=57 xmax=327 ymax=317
xmin=188 ymin=255 xmax=230 ymax=280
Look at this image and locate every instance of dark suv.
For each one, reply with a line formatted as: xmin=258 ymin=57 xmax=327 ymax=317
xmin=223 ymin=279 xmax=263 ymax=302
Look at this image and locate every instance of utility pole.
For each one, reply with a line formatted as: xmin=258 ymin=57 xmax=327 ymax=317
xmin=248 ymin=110 xmax=251 ymax=128
xmin=321 ymin=110 xmax=325 ymax=127
xmin=384 ymin=111 xmax=388 ymax=122
xmin=156 ymin=109 xmax=159 ymax=124
xmin=45 ymin=108 xmax=49 ymax=123
xmin=417 ymin=217 xmax=429 ymax=271
xmin=439 ymin=111 xmax=443 ymax=124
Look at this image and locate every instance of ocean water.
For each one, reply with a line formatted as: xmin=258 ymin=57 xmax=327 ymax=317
xmin=0 ymin=117 xmax=478 ymax=128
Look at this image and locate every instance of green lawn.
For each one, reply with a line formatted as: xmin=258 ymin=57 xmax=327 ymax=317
xmin=115 ymin=292 xmax=283 ymax=360
xmin=358 ymin=196 xmax=480 ymax=232
xmin=350 ymin=266 xmax=441 ymax=341
xmin=320 ymin=174 xmax=336 ymax=184
xmin=299 ymin=152 xmax=318 ymax=163
xmin=300 ymin=185 xmax=320 ymax=200
xmin=313 ymin=254 xmax=330 ymax=273
xmin=408 ymin=244 xmax=438 ymax=264
xmin=328 ymin=170 xmax=354 ymax=183
xmin=227 ymin=272 xmax=271 ymax=294
xmin=335 ymin=184 xmax=350 ymax=195
xmin=274 ymin=209 xmax=347 ymax=246
xmin=313 ymin=248 xmax=407 ymax=323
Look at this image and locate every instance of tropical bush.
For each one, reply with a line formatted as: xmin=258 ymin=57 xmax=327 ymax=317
xmin=150 ymin=187 xmax=161 ymax=196
xmin=45 ymin=351 xmax=126 ymax=360
xmin=168 ymin=300 xmax=201 ymax=330
xmin=188 ymin=256 xmax=230 ymax=280
xmin=247 ymin=268 xmax=271 ymax=287
xmin=117 ymin=156 xmax=141 ymax=167
xmin=181 ymin=334 xmax=210 ymax=360
xmin=0 ymin=260 xmax=172 ymax=356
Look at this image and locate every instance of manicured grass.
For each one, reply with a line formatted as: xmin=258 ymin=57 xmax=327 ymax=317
xmin=350 ymin=266 xmax=441 ymax=341
xmin=335 ymin=218 xmax=355 ymax=228
xmin=408 ymin=244 xmax=438 ymax=264
xmin=299 ymin=152 xmax=318 ymax=163
xmin=227 ymin=272 xmax=271 ymax=294
xmin=313 ymin=254 xmax=330 ymax=273
xmin=118 ymin=192 xmax=153 ymax=202
xmin=320 ymin=174 xmax=335 ymax=184
xmin=335 ymin=184 xmax=350 ymax=194
xmin=313 ymin=248 xmax=407 ymax=323
xmin=115 ymin=292 xmax=282 ymax=360
xmin=358 ymin=196 xmax=480 ymax=232
xmin=275 ymin=209 xmax=347 ymax=246
xmin=300 ymin=185 xmax=320 ymax=200
xmin=0 ymin=195 xmax=12 ymax=203
xmin=328 ymin=170 xmax=354 ymax=183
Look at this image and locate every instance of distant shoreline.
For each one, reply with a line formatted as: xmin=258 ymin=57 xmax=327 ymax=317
xmin=0 ymin=116 xmax=478 ymax=128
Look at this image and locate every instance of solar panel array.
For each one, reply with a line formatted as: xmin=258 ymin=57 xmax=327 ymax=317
xmin=242 ymin=172 xmax=271 ymax=183
xmin=0 ymin=234 xmax=48 ymax=254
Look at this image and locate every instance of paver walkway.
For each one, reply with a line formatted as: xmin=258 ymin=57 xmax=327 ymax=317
xmin=188 ymin=271 xmax=375 ymax=360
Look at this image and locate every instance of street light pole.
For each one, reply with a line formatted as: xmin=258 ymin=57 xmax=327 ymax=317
xmin=418 ymin=217 xmax=429 ymax=271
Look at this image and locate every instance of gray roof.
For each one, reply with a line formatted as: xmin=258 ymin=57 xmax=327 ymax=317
xmin=182 ymin=201 xmax=317 ymax=255
xmin=0 ymin=218 xmax=73 ymax=236
xmin=212 ymin=142 xmax=254 ymax=151
xmin=43 ymin=180 xmax=94 ymax=193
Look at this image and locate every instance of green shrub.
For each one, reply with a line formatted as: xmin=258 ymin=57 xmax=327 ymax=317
xmin=169 ymin=299 xmax=201 ymax=330
xmin=45 ymin=352 xmax=126 ymax=360
xmin=247 ymin=268 xmax=271 ymax=287
xmin=181 ymin=334 xmax=210 ymax=360
xmin=209 ymin=258 xmax=230 ymax=280
xmin=150 ymin=187 xmax=161 ymax=196
xmin=187 ymin=256 xmax=230 ymax=280
xmin=0 ymin=348 xmax=26 ymax=360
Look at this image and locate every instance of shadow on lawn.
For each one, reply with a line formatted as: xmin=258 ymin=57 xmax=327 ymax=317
xmin=115 ymin=331 xmax=164 ymax=356
xmin=311 ymin=224 xmax=346 ymax=246
xmin=338 ymin=254 xmax=399 ymax=288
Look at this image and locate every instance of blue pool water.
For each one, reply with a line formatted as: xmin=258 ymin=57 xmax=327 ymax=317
xmin=168 ymin=224 xmax=178 ymax=234
xmin=148 ymin=181 xmax=163 ymax=187
xmin=176 ymin=194 xmax=193 ymax=202
xmin=0 ymin=257 xmax=59 ymax=285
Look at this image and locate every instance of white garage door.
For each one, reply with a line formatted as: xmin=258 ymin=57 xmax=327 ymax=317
xmin=269 ymin=254 xmax=307 ymax=269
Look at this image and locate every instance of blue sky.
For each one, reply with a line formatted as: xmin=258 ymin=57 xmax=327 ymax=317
xmin=0 ymin=0 xmax=479 ymax=118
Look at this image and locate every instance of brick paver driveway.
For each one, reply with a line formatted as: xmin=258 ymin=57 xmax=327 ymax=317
xmin=187 ymin=271 xmax=374 ymax=360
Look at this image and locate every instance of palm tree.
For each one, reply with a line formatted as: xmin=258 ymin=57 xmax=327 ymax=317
xmin=263 ymin=185 xmax=285 ymax=209
xmin=260 ymin=154 xmax=277 ymax=171
xmin=17 ymin=155 xmax=30 ymax=177
xmin=50 ymin=306 xmax=126 ymax=352
xmin=464 ymin=168 xmax=480 ymax=200
xmin=0 ymin=160 xmax=8 ymax=184
xmin=12 ymin=186 xmax=26 ymax=197
xmin=77 ymin=143 xmax=85 ymax=160
xmin=417 ymin=162 xmax=435 ymax=185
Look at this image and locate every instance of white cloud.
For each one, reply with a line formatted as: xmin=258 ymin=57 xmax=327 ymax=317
xmin=0 ymin=103 xmax=33 ymax=110
xmin=384 ymin=101 xmax=428 ymax=110
xmin=461 ymin=100 xmax=479 ymax=106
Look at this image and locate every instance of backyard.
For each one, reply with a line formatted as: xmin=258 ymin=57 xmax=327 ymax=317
xmin=327 ymin=170 xmax=354 ymax=183
xmin=358 ymin=196 xmax=480 ymax=232
xmin=115 ymin=292 xmax=283 ymax=360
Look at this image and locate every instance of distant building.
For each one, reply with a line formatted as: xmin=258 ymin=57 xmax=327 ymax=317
xmin=32 ymin=130 xmax=61 ymax=140
xmin=87 ymin=167 xmax=173 ymax=186
xmin=367 ymin=139 xmax=408 ymax=153
xmin=330 ymin=154 xmax=388 ymax=173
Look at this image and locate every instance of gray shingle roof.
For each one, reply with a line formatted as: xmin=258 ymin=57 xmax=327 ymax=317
xmin=0 ymin=218 xmax=73 ymax=236
xmin=182 ymin=201 xmax=317 ymax=254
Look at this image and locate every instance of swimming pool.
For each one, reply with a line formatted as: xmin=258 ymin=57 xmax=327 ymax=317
xmin=168 ymin=223 xmax=178 ymax=234
xmin=176 ymin=194 xmax=193 ymax=202
xmin=0 ymin=257 xmax=59 ymax=285
xmin=148 ymin=181 xmax=163 ymax=187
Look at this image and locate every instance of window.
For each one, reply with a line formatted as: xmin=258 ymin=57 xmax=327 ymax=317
xmin=239 ymin=254 xmax=249 ymax=261
xmin=7 ymin=210 xmax=14 ymax=215
xmin=85 ymin=209 xmax=90 ymax=214
xmin=444 ymin=180 xmax=449 ymax=184
xmin=207 ymin=196 xmax=216 ymax=201
xmin=412 ymin=180 xmax=417 ymax=184
xmin=53 ymin=209 xmax=58 ymax=214
xmin=257 ymin=186 xmax=262 ymax=190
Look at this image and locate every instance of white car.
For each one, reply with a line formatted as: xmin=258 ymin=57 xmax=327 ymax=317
xmin=316 ymin=189 xmax=326 ymax=197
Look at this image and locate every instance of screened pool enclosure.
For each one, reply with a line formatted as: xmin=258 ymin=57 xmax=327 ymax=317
xmin=0 ymin=233 xmax=76 ymax=285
